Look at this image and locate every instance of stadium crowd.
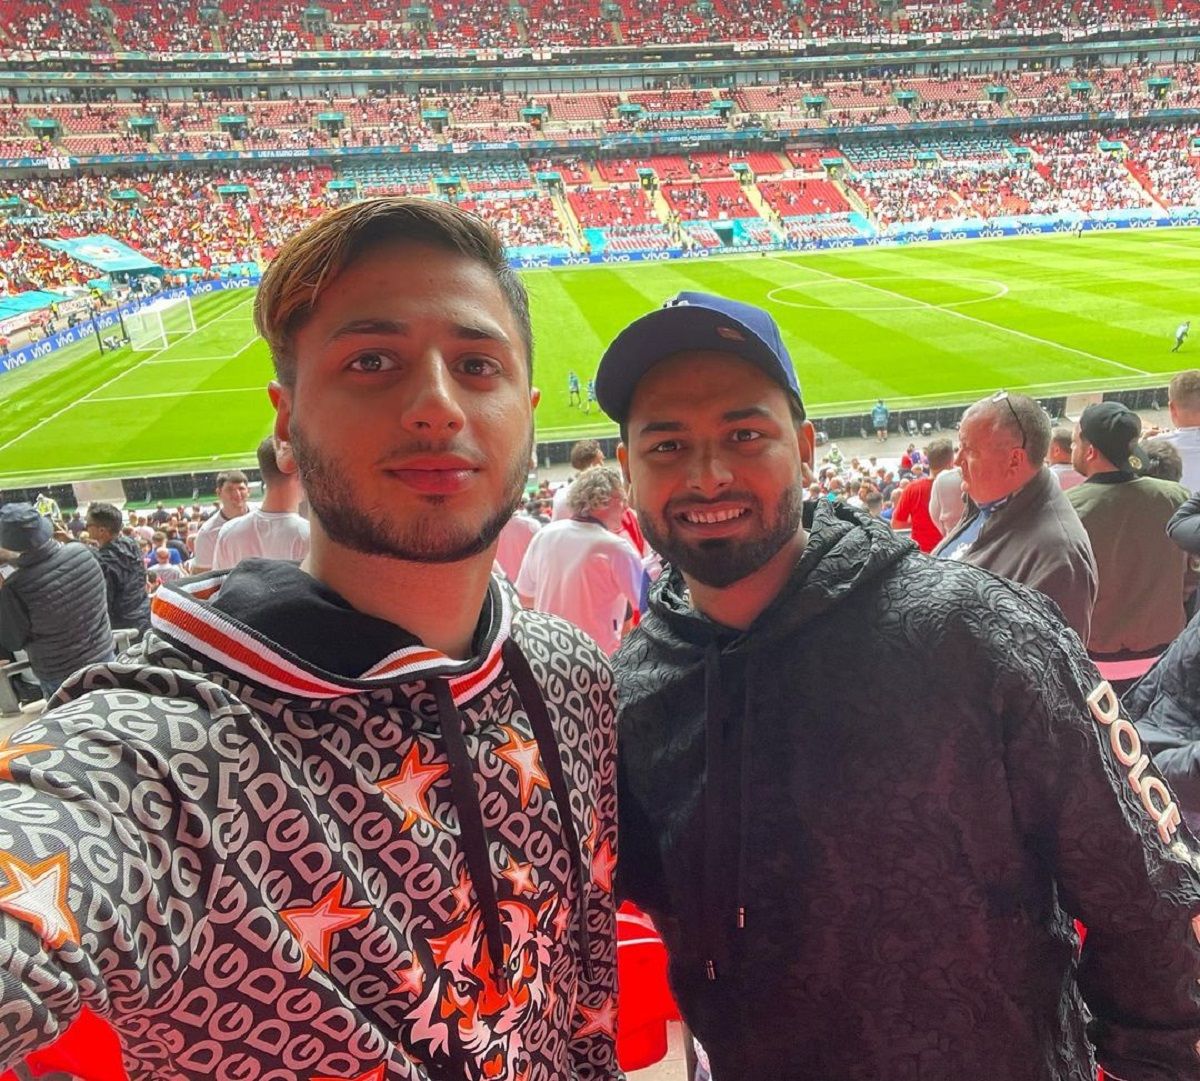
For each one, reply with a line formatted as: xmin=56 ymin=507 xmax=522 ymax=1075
xmin=0 ymin=0 xmax=1181 ymax=52
xmin=2 ymin=61 xmax=1200 ymax=166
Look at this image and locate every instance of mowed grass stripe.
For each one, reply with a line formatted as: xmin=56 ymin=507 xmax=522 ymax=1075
xmin=805 ymin=248 xmax=1153 ymax=380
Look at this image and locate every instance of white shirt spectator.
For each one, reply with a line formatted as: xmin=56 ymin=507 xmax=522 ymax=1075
xmin=929 ymin=467 xmax=966 ymax=537
xmin=516 ymin=518 xmax=643 ymax=655
xmin=495 ymin=513 xmax=540 ymax=583
xmin=1049 ymin=461 xmax=1086 ymax=491
xmin=551 ymin=482 xmax=573 ymax=521
xmin=211 ymin=510 xmax=310 ymax=570
xmin=1159 ymin=427 xmax=1200 ymax=493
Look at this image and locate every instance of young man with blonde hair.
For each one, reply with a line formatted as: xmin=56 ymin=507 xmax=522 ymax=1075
xmin=0 ymin=198 xmax=621 ymax=1081
xmin=1160 ymin=368 xmax=1200 ymax=491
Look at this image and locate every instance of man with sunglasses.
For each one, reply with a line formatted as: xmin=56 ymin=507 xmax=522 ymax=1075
xmin=933 ymin=390 xmax=1097 ymax=641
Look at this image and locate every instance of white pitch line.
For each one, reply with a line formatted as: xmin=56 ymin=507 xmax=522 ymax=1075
xmin=814 ymin=373 xmax=1169 ymax=414
xmin=0 ymin=450 xmax=254 ymax=484
xmin=0 ymin=294 xmax=256 ymax=457
xmin=88 ymin=386 xmax=266 ymax=403
xmin=783 ymin=258 xmax=1152 ymax=378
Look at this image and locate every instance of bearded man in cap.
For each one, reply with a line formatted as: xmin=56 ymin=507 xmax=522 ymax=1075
xmin=598 ymin=292 xmax=1200 ymax=1081
xmin=0 ymin=503 xmax=113 ymax=699
xmin=1068 ymin=402 xmax=1192 ymax=663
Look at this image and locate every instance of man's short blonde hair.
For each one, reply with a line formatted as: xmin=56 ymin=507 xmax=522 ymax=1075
xmin=1169 ymin=370 xmax=1200 ymax=414
xmin=253 ymin=197 xmax=532 ymax=386
xmin=566 ymin=466 xmax=626 ymax=517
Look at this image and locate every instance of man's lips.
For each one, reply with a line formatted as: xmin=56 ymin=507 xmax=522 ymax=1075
xmin=384 ymin=456 xmax=481 ymax=495
xmin=672 ymin=502 xmax=752 ymax=533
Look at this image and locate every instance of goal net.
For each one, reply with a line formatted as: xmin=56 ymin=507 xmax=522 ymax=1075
xmin=126 ymin=292 xmax=197 ymax=351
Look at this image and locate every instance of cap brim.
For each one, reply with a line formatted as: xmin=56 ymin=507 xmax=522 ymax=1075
xmin=595 ymin=305 xmax=790 ymax=424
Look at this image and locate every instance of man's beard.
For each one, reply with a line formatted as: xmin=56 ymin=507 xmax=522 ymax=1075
xmin=290 ymin=422 xmax=531 ymax=564
xmin=639 ymin=482 xmax=804 ymax=589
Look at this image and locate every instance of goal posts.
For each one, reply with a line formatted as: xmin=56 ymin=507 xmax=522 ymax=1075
xmin=125 ymin=292 xmax=197 ymax=351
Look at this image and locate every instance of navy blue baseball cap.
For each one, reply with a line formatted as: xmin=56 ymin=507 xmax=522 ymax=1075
xmin=595 ymin=291 xmax=802 ymax=425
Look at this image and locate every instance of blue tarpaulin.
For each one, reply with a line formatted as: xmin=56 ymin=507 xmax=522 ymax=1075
xmin=40 ymin=235 xmax=161 ymax=273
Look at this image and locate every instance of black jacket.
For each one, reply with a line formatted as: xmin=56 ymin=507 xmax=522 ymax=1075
xmin=614 ymin=500 xmax=1200 ymax=1081
xmin=95 ymin=534 xmax=150 ymax=633
xmin=1167 ymin=493 xmax=1200 ymax=556
xmin=1125 ymin=608 xmax=1200 ymax=832
xmin=0 ymin=538 xmax=113 ymax=687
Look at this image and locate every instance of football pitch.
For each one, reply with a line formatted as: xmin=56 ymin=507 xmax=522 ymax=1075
xmin=1 ymin=228 xmax=1198 ymax=487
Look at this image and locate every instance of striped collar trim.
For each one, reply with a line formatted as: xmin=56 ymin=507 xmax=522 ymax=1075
xmin=151 ymin=573 xmax=512 ymax=706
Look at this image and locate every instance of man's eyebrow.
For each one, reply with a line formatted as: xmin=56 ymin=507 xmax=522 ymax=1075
xmin=636 ymin=420 xmax=687 ymax=436
xmin=324 ymin=319 xmax=511 ymax=346
xmin=722 ymin=406 xmax=774 ymax=423
xmin=326 ymin=318 xmax=406 ymax=343
xmin=452 ymin=322 xmax=511 ymax=345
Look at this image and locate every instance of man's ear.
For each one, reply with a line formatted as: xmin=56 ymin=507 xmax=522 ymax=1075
xmin=616 ymin=442 xmax=632 ymax=488
xmin=798 ymin=420 xmax=816 ymax=472
xmin=268 ymin=381 xmax=299 ymax=476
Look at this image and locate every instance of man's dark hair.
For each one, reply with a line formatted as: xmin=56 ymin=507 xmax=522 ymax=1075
xmin=254 ymin=197 xmax=532 ymax=387
xmin=256 ymin=437 xmax=285 ymax=485
xmin=1051 ymin=427 xmax=1074 ymax=455
xmin=215 ymin=470 xmax=248 ymax=492
xmin=1143 ymin=438 xmax=1184 ymax=483
xmin=86 ymin=502 xmax=123 ymax=534
xmin=569 ymin=439 xmax=604 ymax=471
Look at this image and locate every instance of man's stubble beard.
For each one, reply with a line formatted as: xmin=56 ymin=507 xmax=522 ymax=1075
xmin=290 ymin=422 xmax=532 ymax=564
xmin=638 ymin=481 xmax=805 ymax=589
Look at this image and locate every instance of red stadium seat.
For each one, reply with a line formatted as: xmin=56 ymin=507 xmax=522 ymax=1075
xmin=0 ymin=1008 xmax=127 ymax=1081
xmin=616 ymin=903 xmax=680 ymax=1071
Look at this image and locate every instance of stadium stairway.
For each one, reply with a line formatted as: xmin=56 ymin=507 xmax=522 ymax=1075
xmin=648 ymin=184 xmax=675 ymax=226
xmin=836 ymin=177 xmax=873 ymax=219
xmin=740 ymin=179 xmax=777 ymax=226
xmin=552 ymin=188 xmax=586 ymax=250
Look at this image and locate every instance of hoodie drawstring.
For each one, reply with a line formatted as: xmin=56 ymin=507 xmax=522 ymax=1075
xmin=433 ymin=679 xmax=508 ymax=988
xmin=502 ymin=638 xmax=594 ymax=980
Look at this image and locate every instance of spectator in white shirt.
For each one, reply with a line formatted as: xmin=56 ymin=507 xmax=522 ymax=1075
xmin=211 ymin=438 xmax=310 ymax=571
xmin=191 ymin=469 xmax=252 ymax=573
xmin=516 ymin=466 xmax=645 ymax=655
xmin=551 ymin=439 xmax=605 ymax=520
xmin=1048 ymin=427 xmax=1086 ymax=491
xmin=1160 ymin=370 xmax=1200 ymax=492
xmin=495 ymin=509 xmax=540 ymax=583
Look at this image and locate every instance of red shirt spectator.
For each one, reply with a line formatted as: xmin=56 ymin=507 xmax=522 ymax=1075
xmin=892 ymin=476 xmax=941 ymax=552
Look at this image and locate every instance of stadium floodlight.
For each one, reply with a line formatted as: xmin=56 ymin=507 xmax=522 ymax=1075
xmin=125 ymin=291 xmax=197 ymax=351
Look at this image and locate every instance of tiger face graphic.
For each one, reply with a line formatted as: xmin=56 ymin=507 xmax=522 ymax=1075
xmin=404 ymin=898 xmax=557 ymax=1080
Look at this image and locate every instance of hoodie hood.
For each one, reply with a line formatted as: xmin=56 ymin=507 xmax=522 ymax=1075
xmin=643 ymin=498 xmax=915 ymax=652
xmin=149 ymin=559 xmax=590 ymax=986
xmin=626 ymin=499 xmax=914 ymax=986
xmin=151 ymin=558 xmax=512 ymax=708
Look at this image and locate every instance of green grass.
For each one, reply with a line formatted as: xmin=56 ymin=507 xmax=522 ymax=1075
xmin=1 ymin=229 xmax=1198 ymax=486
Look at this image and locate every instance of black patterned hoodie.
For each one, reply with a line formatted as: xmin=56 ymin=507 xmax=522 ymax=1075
xmin=0 ymin=559 xmax=622 ymax=1081
xmin=615 ymin=499 xmax=1200 ymax=1081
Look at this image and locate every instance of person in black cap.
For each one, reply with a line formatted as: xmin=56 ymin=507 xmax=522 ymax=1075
xmin=600 ymin=292 xmax=1200 ymax=1081
xmin=1068 ymin=401 xmax=1192 ymax=665
xmin=0 ymin=502 xmax=113 ymax=699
